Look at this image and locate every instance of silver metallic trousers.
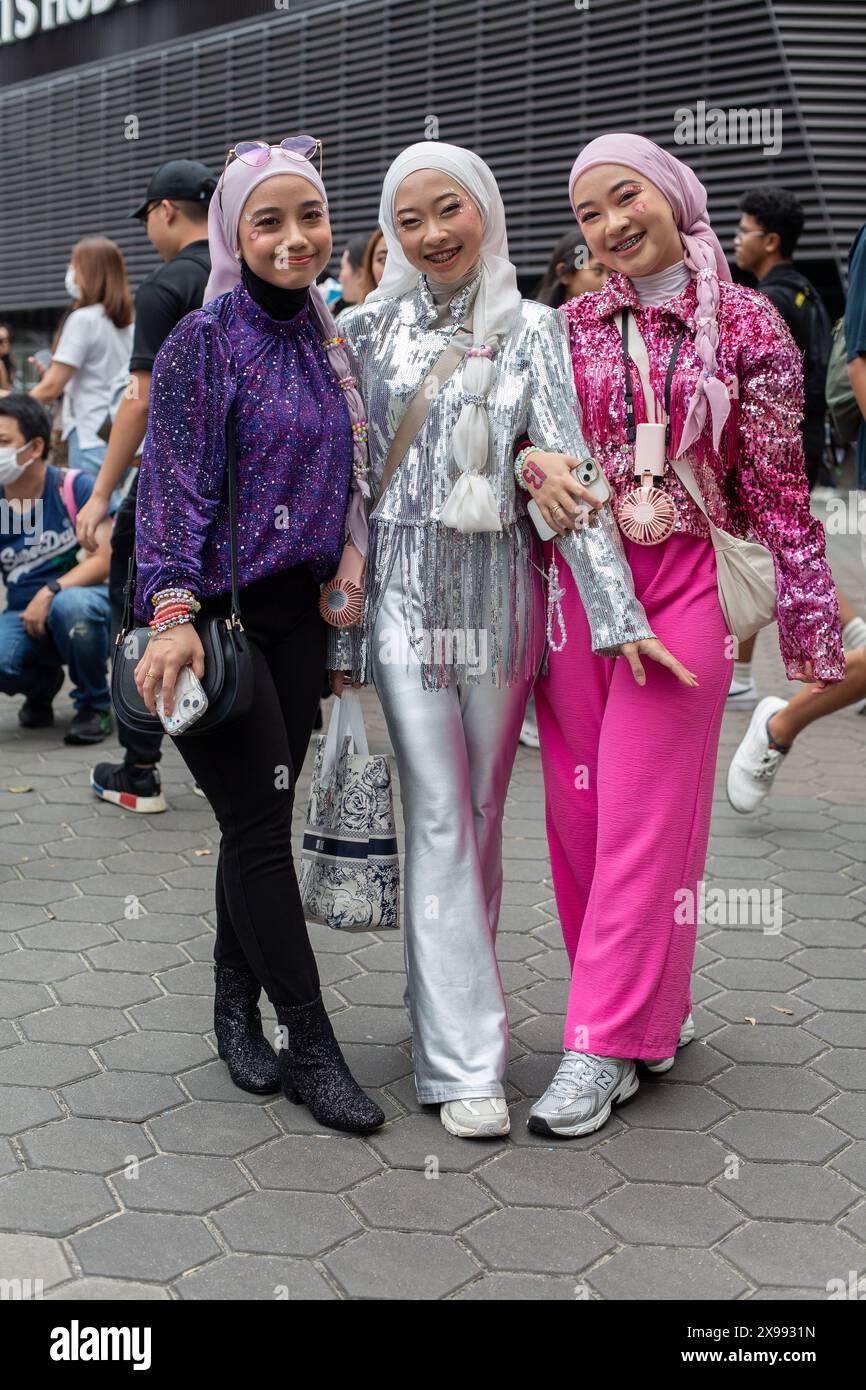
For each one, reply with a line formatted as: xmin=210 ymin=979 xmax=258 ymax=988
xmin=370 ymin=539 xmax=544 ymax=1103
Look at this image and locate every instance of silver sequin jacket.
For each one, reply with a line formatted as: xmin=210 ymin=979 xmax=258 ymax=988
xmin=329 ymin=273 xmax=652 ymax=687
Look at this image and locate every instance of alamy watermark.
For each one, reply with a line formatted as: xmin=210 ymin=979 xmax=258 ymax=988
xmin=674 ymin=101 xmax=782 ymax=156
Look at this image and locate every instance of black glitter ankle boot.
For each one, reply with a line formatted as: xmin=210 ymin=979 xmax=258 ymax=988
xmin=275 ymin=995 xmax=385 ymax=1134
xmin=214 ymin=963 xmax=281 ymax=1094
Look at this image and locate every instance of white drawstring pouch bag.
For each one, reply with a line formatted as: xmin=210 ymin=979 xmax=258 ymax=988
xmin=299 ymin=690 xmax=400 ymax=932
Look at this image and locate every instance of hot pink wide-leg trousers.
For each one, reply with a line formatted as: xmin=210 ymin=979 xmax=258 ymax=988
xmin=534 ymin=533 xmax=731 ymax=1059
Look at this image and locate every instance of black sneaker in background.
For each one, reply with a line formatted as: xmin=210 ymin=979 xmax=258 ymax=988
xmin=18 ymin=668 xmax=65 ymax=728
xmin=90 ymin=760 xmax=168 ymax=813
xmin=64 ymin=706 xmax=113 ymax=746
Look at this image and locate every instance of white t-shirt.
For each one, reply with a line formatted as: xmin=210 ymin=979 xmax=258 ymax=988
xmin=54 ymin=303 xmax=134 ymax=450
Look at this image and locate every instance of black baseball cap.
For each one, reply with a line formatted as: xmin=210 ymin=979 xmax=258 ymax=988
xmin=129 ymin=159 xmax=218 ymax=221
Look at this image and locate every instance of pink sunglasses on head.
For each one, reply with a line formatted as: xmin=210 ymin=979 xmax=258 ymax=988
xmin=223 ymin=136 xmax=323 ymax=178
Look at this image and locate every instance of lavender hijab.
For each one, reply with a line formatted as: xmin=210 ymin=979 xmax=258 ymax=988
xmin=569 ymin=133 xmax=733 ymax=454
xmin=205 ymin=147 xmax=369 ymax=555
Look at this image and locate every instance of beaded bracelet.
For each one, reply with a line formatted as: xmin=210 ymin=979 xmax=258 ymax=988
xmin=151 ymin=605 xmax=192 ymax=626
xmin=151 ymin=587 xmax=200 ymax=614
xmin=150 ymin=613 xmax=195 ymax=635
xmin=514 ymin=444 xmax=540 ymax=492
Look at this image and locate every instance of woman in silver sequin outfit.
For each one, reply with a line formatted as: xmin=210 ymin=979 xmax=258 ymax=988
xmin=329 ymin=142 xmax=688 ymax=1139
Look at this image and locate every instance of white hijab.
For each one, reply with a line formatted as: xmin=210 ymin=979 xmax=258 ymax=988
xmin=369 ymin=142 xmax=522 ymax=533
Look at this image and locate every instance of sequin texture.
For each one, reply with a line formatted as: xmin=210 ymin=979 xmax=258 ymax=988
xmin=564 ymin=272 xmax=844 ymax=681
xmin=134 ymin=283 xmax=354 ymax=621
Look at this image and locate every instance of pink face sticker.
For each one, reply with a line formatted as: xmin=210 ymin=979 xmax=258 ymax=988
xmin=523 ymin=458 xmax=547 ymax=490
xmin=632 ymin=200 xmax=648 ymax=215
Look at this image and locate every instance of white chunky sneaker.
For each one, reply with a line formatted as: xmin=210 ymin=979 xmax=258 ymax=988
xmin=726 ymin=696 xmax=790 ymax=814
xmin=642 ymin=1011 xmax=696 ymax=1074
xmin=528 ymin=1052 xmax=638 ymax=1138
xmin=726 ymin=676 xmax=759 ymax=711
xmin=440 ymin=1097 xmax=510 ymax=1138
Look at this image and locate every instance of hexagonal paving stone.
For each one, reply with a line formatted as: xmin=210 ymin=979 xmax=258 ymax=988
xmin=702 ymin=959 xmax=808 ymax=991
xmin=465 ymin=1207 xmax=614 ymax=1274
xmin=325 ymin=1230 xmax=477 ymax=1299
xmin=45 ymin=1277 xmax=171 ymax=1300
xmin=212 ymin=1190 xmax=360 ymax=1255
xmin=709 ymin=1064 xmax=836 ymax=1111
xmin=0 ymin=1232 xmax=71 ymax=1291
xmin=455 ymin=1272 xmax=579 ymax=1300
xmin=96 ymin=1031 xmax=215 ymax=1075
xmin=243 ymin=1135 xmax=382 ymax=1193
xmin=588 ymin=1247 xmax=748 ymax=1300
xmin=591 ymin=1183 xmax=742 ymax=1247
xmin=0 ymin=1170 xmax=117 ymax=1236
xmin=0 ymin=1084 xmax=63 ymax=1134
xmin=811 ymin=1049 xmax=866 ymax=1091
xmin=0 ymin=981 xmax=55 ymax=1018
xmin=175 ymin=1254 xmax=336 ymax=1300
xmin=803 ymin=1012 xmax=866 ymax=1047
xmin=127 ymin=995 xmax=214 ymax=1033
xmin=716 ymin=1161 xmax=858 ymax=1221
xmin=822 ymin=1094 xmax=866 ymax=1139
xmin=118 ymin=1155 xmax=252 ymax=1214
xmin=0 ymin=949 xmax=86 ymax=983
xmin=0 ymin=1042 xmax=99 ymax=1088
xmin=19 ymin=1005 xmax=131 ymax=1046
xmin=149 ymin=1100 xmax=279 ymax=1156
xmin=602 ymin=1129 xmax=729 ymax=1184
xmin=710 ymin=1024 xmax=824 ymax=1065
xmin=719 ymin=1221 xmax=866 ymax=1289
xmin=54 ymin=971 xmax=161 ymax=1009
xmin=616 ymin=1082 xmax=731 ymax=1130
xmin=70 ymin=1211 xmax=221 ymax=1282
xmin=830 ymin=1140 xmax=866 ymax=1188
xmin=61 ymin=1070 xmax=186 ymax=1122
xmin=712 ymin=1112 xmax=847 ymax=1162
xmin=85 ymin=941 xmax=187 ymax=973
xmin=477 ymin=1147 xmax=617 ymax=1208
xmin=349 ymin=1168 xmax=494 ymax=1231
xmin=330 ymin=1005 xmax=411 ymax=1046
xmin=20 ymin=1117 xmax=154 ymax=1173
xmin=703 ymin=990 xmax=816 ymax=1025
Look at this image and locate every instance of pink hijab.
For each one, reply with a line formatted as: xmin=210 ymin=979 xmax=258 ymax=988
xmin=205 ymin=148 xmax=369 ymax=554
xmin=569 ymin=133 xmax=733 ymax=454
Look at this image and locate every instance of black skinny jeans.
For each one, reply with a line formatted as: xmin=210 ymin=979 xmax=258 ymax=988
xmin=171 ymin=564 xmax=326 ymax=1006
xmin=111 ymin=473 xmax=164 ymax=767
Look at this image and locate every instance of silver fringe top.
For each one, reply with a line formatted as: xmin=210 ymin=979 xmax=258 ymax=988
xmin=329 ymin=273 xmax=652 ymax=688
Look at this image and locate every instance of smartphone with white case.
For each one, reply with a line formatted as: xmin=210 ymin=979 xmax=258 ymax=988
xmin=526 ymin=458 xmax=611 ymax=540
xmin=155 ymin=666 xmax=209 ymax=736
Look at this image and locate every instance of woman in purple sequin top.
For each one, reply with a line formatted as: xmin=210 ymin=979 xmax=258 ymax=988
xmin=130 ymin=142 xmax=384 ymax=1135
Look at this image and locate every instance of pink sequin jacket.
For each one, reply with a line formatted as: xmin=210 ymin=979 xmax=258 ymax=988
xmin=561 ymin=272 xmax=844 ymax=682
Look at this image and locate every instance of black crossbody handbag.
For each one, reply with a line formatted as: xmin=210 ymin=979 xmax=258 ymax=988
xmin=111 ymin=406 xmax=255 ymax=737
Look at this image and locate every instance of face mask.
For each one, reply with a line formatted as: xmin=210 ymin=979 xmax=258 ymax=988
xmin=0 ymin=442 xmax=32 ymax=486
xmin=65 ymin=266 xmax=82 ymax=300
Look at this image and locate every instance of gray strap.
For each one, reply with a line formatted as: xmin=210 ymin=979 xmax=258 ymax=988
xmin=374 ymin=309 xmax=474 ymax=507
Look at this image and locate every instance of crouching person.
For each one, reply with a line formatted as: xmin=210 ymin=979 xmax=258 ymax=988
xmin=0 ymin=394 xmax=113 ymax=744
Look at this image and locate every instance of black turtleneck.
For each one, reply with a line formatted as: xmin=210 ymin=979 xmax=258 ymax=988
xmin=240 ymin=260 xmax=309 ymax=322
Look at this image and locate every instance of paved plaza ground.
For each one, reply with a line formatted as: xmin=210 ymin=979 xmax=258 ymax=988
xmin=0 ymin=500 xmax=863 ymax=1301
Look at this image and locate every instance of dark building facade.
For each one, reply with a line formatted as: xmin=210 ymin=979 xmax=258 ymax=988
xmin=1 ymin=0 xmax=864 ymax=332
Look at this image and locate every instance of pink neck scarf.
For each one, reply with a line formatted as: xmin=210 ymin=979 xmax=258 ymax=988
xmin=569 ymin=133 xmax=733 ymax=455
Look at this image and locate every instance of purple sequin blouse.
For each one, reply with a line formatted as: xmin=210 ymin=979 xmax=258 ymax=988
xmin=134 ymin=283 xmax=353 ymax=622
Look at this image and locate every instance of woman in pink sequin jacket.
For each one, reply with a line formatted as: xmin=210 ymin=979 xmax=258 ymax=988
xmin=521 ymin=134 xmax=844 ymax=1141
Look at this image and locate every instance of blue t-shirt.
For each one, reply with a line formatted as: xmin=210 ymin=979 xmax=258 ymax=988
xmin=0 ymin=464 xmax=97 ymax=611
xmin=844 ymin=223 xmax=866 ymax=489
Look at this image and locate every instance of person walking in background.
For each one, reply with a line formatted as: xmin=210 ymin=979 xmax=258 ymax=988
xmin=132 ymin=137 xmax=382 ymax=1135
xmin=76 ymin=159 xmax=216 ymax=814
xmin=0 ymin=394 xmax=114 ymax=744
xmin=29 ymin=238 xmax=134 ymax=486
xmin=334 ymin=231 xmax=374 ymax=313
xmin=0 ymin=324 xmax=22 ymax=392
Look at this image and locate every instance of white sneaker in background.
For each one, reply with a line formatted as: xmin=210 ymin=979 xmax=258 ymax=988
xmin=726 ymin=696 xmax=790 ymax=814
xmin=726 ymin=676 xmax=759 ymax=711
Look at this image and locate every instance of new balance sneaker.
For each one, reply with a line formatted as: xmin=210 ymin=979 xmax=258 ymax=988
xmin=726 ymin=696 xmax=790 ymax=814
xmin=528 ymin=1052 xmax=638 ymax=1138
xmin=91 ymin=761 xmax=167 ymax=813
xmin=64 ymin=706 xmax=113 ymax=746
xmin=643 ymin=1011 xmax=697 ymax=1074
xmin=726 ymin=676 xmax=759 ymax=711
xmin=440 ymin=1097 xmax=510 ymax=1138
xmin=18 ymin=667 xmax=64 ymax=728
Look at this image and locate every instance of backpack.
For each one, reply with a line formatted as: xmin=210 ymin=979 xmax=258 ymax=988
xmin=825 ymin=317 xmax=863 ymax=444
xmin=794 ymin=280 xmax=832 ymax=412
